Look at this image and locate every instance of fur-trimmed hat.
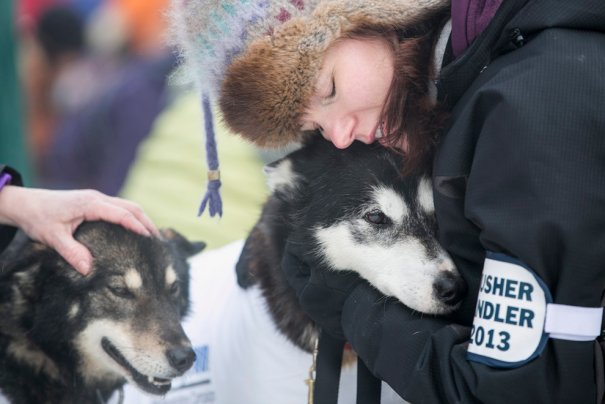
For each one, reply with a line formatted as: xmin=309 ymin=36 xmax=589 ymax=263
xmin=169 ymin=0 xmax=449 ymax=215
xmin=219 ymin=0 xmax=450 ymax=147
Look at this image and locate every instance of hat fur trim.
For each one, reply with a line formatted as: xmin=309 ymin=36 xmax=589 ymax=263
xmin=220 ymin=0 xmax=450 ymax=147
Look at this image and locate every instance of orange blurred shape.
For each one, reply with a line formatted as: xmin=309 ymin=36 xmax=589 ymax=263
xmin=111 ymin=0 xmax=169 ymax=54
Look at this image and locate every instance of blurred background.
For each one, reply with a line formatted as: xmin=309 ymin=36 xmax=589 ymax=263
xmin=1 ymin=0 xmax=276 ymax=249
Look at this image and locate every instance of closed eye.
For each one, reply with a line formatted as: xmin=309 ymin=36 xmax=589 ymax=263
xmin=320 ymin=77 xmax=336 ymax=104
xmin=107 ymin=285 xmax=135 ymax=299
xmin=315 ymin=123 xmax=325 ymax=136
xmin=169 ymin=281 xmax=180 ymax=297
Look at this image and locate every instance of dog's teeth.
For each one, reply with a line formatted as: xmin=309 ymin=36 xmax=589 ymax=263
xmin=148 ymin=376 xmax=171 ymax=386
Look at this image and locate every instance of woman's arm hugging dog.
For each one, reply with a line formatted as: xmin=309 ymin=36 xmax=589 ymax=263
xmin=0 ymin=221 xmax=205 ymax=404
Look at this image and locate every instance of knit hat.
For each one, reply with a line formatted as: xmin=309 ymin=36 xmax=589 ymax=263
xmin=168 ymin=0 xmax=319 ymax=217
xmin=168 ymin=0 xmax=449 ymax=216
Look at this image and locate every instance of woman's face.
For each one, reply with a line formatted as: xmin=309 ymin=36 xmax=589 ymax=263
xmin=300 ymin=37 xmax=395 ymax=149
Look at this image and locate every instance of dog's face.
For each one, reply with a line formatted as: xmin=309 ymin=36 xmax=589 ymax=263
xmin=0 ymin=222 xmax=204 ymax=396
xmin=267 ymin=137 xmax=465 ymax=315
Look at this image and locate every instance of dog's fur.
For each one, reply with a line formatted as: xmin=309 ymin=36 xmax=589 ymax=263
xmin=237 ymin=136 xmax=465 ymax=352
xmin=0 ymin=222 xmax=205 ymax=403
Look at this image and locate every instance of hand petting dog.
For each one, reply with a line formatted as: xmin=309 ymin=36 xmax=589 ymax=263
xmin=0 ymin=186 xmax=158 ymax=275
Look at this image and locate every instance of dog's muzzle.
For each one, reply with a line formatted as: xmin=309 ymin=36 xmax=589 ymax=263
xmin=167 ymin=346 xmax=197 ymax=373
xmin=433 ymin=272 xmax=467 ymax=307
xmin=101 ymin=337 xmax=196 ymax=395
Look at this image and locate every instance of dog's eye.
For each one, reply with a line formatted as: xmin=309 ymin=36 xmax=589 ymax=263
xmin=108 ymin=285 xmax=135 ymax=299
xmin=363 ymin=210 xmax=390 ymax=226
xmin=169 ymin=282 xmax=180 ymax=297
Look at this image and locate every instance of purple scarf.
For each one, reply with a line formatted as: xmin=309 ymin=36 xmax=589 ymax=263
xmin=451 ymin=0 xmax=503 ymax=57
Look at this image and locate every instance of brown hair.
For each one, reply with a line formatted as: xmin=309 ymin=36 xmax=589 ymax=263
xmin=347 ymin=10 xmax=449 ymax=175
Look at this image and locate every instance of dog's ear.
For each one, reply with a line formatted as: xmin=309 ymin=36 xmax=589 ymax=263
xmin=0 ymin=230 xmax=35 ymax=270
xmin=263 ymin=156 xmax=306 ymax=200
xmin=0 ymin=232 xmax=58 ymax=303
xmin=160 ymin=228 xmax=206 ymax=258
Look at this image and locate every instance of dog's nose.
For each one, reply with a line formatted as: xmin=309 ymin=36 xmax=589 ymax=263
xmin=433 ymin=272 xmax=466 ymax=306
xmin=167 ymin=347 xmax=196 ymax=373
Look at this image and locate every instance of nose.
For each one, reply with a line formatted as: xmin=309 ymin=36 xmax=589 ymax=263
xmin=433 ymin=272 xmax=467 ymax=306
xmin=166 ymin=346 xmax=196 ymax=373
xmin=325 ymin=117 xmax=356 ymax=149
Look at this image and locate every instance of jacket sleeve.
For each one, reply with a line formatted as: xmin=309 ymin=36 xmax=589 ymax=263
xmin=341 ymin=28 xmax=605 ymax=404
xmin=0 ymin=165 xmax=23 ymax=254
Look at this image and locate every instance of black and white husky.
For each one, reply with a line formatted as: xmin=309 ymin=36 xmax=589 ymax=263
xmin=0 ymin=222 xmax=205 ymax=404
xmin=123 ymin=137 xmax=465 ymax=404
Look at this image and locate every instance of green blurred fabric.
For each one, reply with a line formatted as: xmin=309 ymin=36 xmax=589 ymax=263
xmin=0 ymin=0 xmax=31 ymax=183
xmin=120 ymin=91 xmax=269 ymax=249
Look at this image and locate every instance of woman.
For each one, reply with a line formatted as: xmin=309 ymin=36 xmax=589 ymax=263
xmin=175 ymin=0 xmax=605 ymax=402
xmin=0 ymin=165 xmax=157 ymax=275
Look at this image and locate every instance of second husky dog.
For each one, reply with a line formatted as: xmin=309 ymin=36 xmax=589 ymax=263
xmin=0 ymin=222 xmax=205 ymax=403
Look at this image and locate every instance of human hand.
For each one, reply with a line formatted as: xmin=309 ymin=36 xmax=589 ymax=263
xmin=282 ymin=237 xmax=365 ymax=340
xmin=0 ymin=186 xmax=158 ymax=275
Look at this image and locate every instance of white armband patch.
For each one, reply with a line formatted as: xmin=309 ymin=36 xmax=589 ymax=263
xmin=545 ymin=303 xmax=603 ymax=341
xmin=467 ymin=252 xmax=552 ymax=368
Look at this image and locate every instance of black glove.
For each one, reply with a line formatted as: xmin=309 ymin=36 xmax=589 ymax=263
xmin=281 ymin=237 xmax=365 ymax=340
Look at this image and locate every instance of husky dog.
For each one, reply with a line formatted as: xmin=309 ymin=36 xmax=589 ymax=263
xmin=0 ymin=222 xmax=205 ymax=404
xmin=242 ymin=136 xmax=466 ymax=351
xmin=123 ymin=136 xmax=465 ymax=404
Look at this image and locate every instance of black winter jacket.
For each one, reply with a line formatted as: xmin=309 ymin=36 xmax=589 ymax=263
xmin=342 ymin=0 xmax=605 ymax=402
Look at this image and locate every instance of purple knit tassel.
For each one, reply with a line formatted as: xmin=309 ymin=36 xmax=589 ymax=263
xmin=198 ymin=94 xmax=223 ymax=217
xmin=198 ymin=178 xmax=222 ymax=217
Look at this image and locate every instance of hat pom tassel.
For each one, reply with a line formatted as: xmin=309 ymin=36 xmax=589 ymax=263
xmin=198 ymin=172 xmax=222 ymax=217
xmin=198 ymin=95 xmax=223 ymax=217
